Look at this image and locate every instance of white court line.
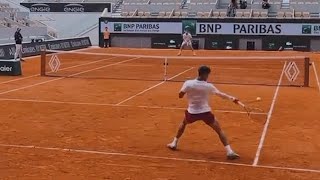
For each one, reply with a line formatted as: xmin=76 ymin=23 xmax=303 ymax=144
xmin=0 ymin=143 xmax=319 ymax=173
xmin=0 ymin=74 xmax=40 ymax=85
xmin=312 ymin=62 xmax=320 ymax=92
xmin=0 ymin=97 xmax=268 ymax=115
xmin=252 ymin=62 xmax=287 ymax=166
xmin=0 ymin=57 xmax=140 ymax=95
xmin=116 ymin=67 xmax=195 ymax=105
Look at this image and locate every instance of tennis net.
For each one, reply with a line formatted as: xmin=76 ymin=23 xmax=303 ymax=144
xmin=40 ymin=50 xmax=310 ymax=87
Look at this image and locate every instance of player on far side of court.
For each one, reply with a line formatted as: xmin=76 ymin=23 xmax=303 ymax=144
xmin=167 ymin=66 xmax=240 ymax=160
xmin=177 ymin=30 xmax=196 ymax=56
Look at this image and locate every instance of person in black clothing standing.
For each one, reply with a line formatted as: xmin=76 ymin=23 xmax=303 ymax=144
xmin=227 ymin=0 xmax=238 ymax=17
xmin=14 ymin=28 xmax=24 ymax=61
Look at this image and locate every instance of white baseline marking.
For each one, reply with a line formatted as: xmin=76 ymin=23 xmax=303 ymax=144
xmin=0 ymin=57 xmax=140 ymax=95
xmin=0 ymin=97 xmax=267 ymax=115
xmin=0 ymin=143 xmax=319 ymax=173
xmin=312 ymin=62 xmax=320 ymax=92
xmin=116 ymin=67 xmax=194 ymax=105
xmin=252 ymin=62 xmax=287 ymax=166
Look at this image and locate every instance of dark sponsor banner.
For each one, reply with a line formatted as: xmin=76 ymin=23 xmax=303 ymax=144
xmin=20 ymin=3 xmax=111 ymax=12
xmin=0 ymin=61 xmax=21 ymax=76
xmin=0 ymin=37 xmax=91 ymax=60
xmin=151 ymin=36 xmax=199 ymax=49
xmin=151 ymin=37 xmax=181 ymax=49
xmin=205 ymin=39 xmax=237 ymax=50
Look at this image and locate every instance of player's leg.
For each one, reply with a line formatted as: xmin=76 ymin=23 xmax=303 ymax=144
xmin=189 ymin=42 xmax=196 ymax=56
xmin=178 ymin=41 xmax=186 ymax=56
xmin=18 ymin=45 xmax=24 ymax=61
xmin=167 ymin=119 xmax=187 ymax=150
xmin=104 ymin=39 xmax=107 ymax=48
xmin=106 ymin=39 xmax=110 ymax=48
xmin=204 ymin=113 xmax=239 ymax=160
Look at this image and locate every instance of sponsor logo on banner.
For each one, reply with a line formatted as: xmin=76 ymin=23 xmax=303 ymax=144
xmin=21 ymin=3 xmax=111 ymax=12
xmin=122 ymin=23 xmax=160 ymax=33
xmin=0 ymin=37 xmax=91 ymax=60
xmin=64 ymin=4 xmax=85 ymax=12
xmin=197 ymin=23 xmax=282 ymax=35
xmin=233 ymin=24 xmax=281 ymax=34
xmin=9 ymin=47 xmax=15 ymax=56
xmin=30 ymin=4 xmax=50 ymax=12
xmin=102 ymin=21 xmax=320 ymax=36
xmin=0 ymin=49 xmax=5 ymax=58
xmin=114 ymin=23 xmax=122 ymax=32
xmin=302 ymin=24 xmax=320 ymax=35
xmin=312 ymin=25 xmax=320 ymax=34
xmin=103 ymin=22 xmax=182 ymax=34
xmin=0 ymin=65 xmax=12 ymax=72
xmin=302 ymin=25 xmax=312 ymax=34
xmin=0 ymin=61 xmax=21 ymax=76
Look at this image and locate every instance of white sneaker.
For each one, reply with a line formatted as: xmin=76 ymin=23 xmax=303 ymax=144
xmin=227 ymin=152 xmax=240 ymax=160
xmin=167 ymin=142 xmax=177 ymax=150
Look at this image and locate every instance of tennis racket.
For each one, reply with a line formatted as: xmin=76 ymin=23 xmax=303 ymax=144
xmin=238 ymin=101 xmax=264 ymax=117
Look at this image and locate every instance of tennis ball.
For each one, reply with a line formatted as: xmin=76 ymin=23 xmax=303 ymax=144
xmin=256 ymin=97 xmax=262 ymax=101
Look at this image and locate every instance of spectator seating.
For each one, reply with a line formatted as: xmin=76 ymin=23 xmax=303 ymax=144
xmin=0 ymin=2 xmax=53 ymax=44
xmin=19 ymin=0 xmax=320 ymax=18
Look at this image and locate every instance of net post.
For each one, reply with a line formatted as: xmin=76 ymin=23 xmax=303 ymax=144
xmin=40 ymin=49 xmax=46 ymax=76
xmin=304 ymin=57 xmax=310 ymax=87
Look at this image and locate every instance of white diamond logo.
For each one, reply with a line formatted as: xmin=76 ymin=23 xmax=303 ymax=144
xmin=49 ymin=55 xmax=61 ymax=72
xmin=285 ymin=61 xmax=300 ymax=82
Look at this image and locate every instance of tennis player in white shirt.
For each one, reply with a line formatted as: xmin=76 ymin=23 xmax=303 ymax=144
xmin=167 ymin=66 xmax=240 ymax=160
xmin=177 ymin=30 xmax=196 ymax=56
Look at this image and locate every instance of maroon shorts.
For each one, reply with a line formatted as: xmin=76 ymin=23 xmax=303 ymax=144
xmin=184 ymin=110 xmax=215 ymax=124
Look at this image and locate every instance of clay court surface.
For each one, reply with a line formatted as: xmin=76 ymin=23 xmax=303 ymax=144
xmin=0 ymin=48 xmax=319 ymax=179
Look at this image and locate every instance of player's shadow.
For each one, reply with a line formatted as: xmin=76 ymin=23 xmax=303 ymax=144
xmin=168 ymin=148 xmax=219 ymax=160
xmin=167 ymin=148 xmax=247 ymax=162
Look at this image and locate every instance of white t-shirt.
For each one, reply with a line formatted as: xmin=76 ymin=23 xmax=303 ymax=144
xmin=183 ymin=33 xmax=192 ymax=42
xmin=180 ymin=79 xmax=235 ymax=114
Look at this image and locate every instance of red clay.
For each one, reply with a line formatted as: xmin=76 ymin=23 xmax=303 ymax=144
xmin=0 ymin=48 xmax=319 ymax=179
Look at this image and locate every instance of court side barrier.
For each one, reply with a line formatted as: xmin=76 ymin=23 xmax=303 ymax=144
xmin=0 ymin=37 xmax=92 ymax=60
xmin=0 ymin=37 xmax=91 ymax=76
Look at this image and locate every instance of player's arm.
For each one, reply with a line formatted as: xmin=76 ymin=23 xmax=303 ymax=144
xmin=179 ymin=81 xmax=188 ymax=98
xmin=211 ymin=84 xmax=239 ymax=104
xmin=179 ymin=91 xmax=186 ymax=98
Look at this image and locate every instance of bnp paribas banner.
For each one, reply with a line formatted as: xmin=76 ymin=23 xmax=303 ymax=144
xmin=196 ymin=23 xmax=320 ymax=36
xmin=101 ymin=21 xmax=182 ymax=34
xmin=101 ymin=20 xmax=320 ymax=36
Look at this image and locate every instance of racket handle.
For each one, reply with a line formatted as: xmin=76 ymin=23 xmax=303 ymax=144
xmin=238 ymin=101 xmax=245 ymax=108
